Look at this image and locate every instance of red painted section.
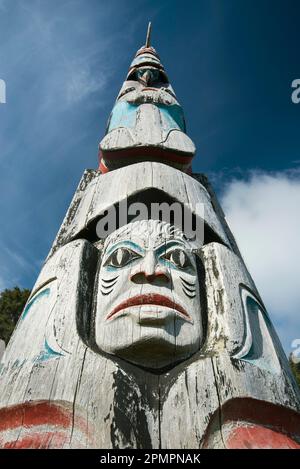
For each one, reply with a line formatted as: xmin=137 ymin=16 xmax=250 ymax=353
xmin=0 ymin=401 xmax=72 ymax=431
xmin=226 ymin=424 xmax=300 ymax=449
xmin=99 ymin=147 xmax=194 ymax=174
xmin=106 ymin=293 xmax=191 ymax=321
xmin=203 ymin=397 xmax=300 ymax=449
xmin=3 ymin=431 xmax=68 ymax=449
xmin=100 ymin=146 xmax=193 ymax=164
xmin=221 ymin=397 xmax=300 ymax=435
xmin=99 ymin=159 xmax=109 ymax=173
xmin=0 ymin=401 xmax=90 ymax=449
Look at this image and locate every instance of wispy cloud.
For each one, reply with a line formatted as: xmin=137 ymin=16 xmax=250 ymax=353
xmin=221 ymin=169 xmax=300 ymax=353
xmin=0 ymin=0 xmax=146 ymax=293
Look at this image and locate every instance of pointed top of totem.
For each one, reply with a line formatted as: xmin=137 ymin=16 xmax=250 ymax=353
xmin=145 ymin=21 xmax=152 ymax=48
xmin=134 ymin=22 xmax=159 ymax=60
xmin=98 ymin=23 xmax=196 ymax=174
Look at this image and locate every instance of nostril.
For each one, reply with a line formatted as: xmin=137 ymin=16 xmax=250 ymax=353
xmin=146 ymin=272 xmax=169 ymax=283
xmin=145 ymin=273 xmax=156 ymax=283
xmin=130 ymin=271 xmax=170 ymax=285
xmin=130 ymin=272 xmax=143 ymax=284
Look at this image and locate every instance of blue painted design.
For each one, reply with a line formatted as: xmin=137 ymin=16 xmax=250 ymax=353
xmin=107 ymin=102 xmax=186 ymax=134
xmin=105 ymin=241 xmax=145 ymax=257
xmin=21 ymin=288 xmax=50 ymax=321
xmin=159 ymin=104 xmax=186 ymax=132
xmin=107 ymin=102 xmax=137 ymax=132
xmin=155 ymin=240 xmax=185 ymax=257
xmin=239 ymin=296 xmax=278 ymax=374
xmin=36 ymin=339 xmax=63 ymax=362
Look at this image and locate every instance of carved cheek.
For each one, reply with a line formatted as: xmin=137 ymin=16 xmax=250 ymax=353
xmin=177 ymin=271 xmax=198 ymax=299
xmin=98 ymin=267 xmax=132 ymax=308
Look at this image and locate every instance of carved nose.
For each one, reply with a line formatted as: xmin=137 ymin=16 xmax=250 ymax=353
xmin=130 ymin=270 xmax=170 ymax=285
xmin=130 ymin=253 xmax=170 ymax=285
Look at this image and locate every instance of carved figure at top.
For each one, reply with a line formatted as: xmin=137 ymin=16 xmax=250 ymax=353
xmin=99 ymin=23 xmax=196 ymax=173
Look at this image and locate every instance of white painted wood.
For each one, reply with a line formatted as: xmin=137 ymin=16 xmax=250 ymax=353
xmin=199 ymin=242 xmax=259 ymax=355
xmin=94 ymin=219 xmax=204 ymax=370
xmin=48 ymin=169 xmax=98 ymax=259
xmin=100 ymin=107 xmax=195 ymax=154
xmin=51 ymin=163 xmax=230 ymax=255
xmin=160 ymin=358 xmax=222 ymax=448
xmin=1 ymin=172 xmax=299 ymax=448
xmin=0 ymin=240 xmax=161 ymax=448
xmin=198 ymin=242 xmax=300 ymax=447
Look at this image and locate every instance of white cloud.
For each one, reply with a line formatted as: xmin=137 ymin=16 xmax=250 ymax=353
xmin=221 ymin=170 xmax=300 ymax=353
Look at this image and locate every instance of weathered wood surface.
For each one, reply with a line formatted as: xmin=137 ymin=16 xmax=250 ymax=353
xmin=100 ymin=103 xmax=195 ymax=154
xmin=49 ymin=162 xmax=231 ymax=257
xmin=99 ymin=40 xmax=195 ymax=173
xmin=1 ymin=165 xmax=300 ymax=448
xmin=48 ymin=169 xmax=98 ymax=259
xmin=159 ymin=357 xmax=221 ymax=448
xmin=2 ymin=26 xmax=300 ymax=449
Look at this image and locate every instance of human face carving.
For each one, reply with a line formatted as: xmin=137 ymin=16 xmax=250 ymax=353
xmin=95 ymin=220 xmax=203 ymax=369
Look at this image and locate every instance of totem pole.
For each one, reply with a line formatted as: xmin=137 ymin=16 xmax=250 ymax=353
xmin=0 ymin=24 xmax=299 ymax=449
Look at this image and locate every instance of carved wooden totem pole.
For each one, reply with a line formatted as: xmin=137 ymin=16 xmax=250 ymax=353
xmin=0 ymin=24 xmax=300 ymax=449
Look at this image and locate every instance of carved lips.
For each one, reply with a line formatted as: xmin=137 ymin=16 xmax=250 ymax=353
xmin=106 ymin=294 xmax=191 ymax=322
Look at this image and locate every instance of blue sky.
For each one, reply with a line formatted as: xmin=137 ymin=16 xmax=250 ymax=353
xmin=0 ymin=0 xmax=299 ymax=353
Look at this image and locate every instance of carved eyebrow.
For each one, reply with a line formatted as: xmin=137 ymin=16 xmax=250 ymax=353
xmin=105 ymin=241 xmax=145 ymax=258
xmin=155 ymin=240 xmax=186 ymax=256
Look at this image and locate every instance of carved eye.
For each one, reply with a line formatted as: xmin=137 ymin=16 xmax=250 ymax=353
xmin=162 ymin=249 xmax=192 ymax=270
xmin=105 ymin=248 xmax=141 ymax=268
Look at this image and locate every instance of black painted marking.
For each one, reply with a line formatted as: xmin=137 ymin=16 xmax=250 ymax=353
xmin=101 ymin=289 xmax=114 ymax=296
xmin=101 ymin=281 xmax=118 ymax=289
xmin=102 ymin=276 xmax=119 ymax=284
xmin=180 ymin=276 xmax=196 ymax=288
xmin=111 ymin=368 xmax=152 ymax=449
xmin=182 ymin=288 xmax=196 ymax=299
xmin=181 ymin=283 xmax=196 ymax=293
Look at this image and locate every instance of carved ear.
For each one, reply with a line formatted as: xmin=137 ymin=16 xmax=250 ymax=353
xmin=45 ymin=239 xmax=99 ymax=356
xmin=232 ymin=287 xmax=283 ymax=374
xmin=195 ymin=242 xmax=291 ymax=376
xmin=193 ymin=252 xmax=208 ymax=350
xmin=196 ymin=242 xmax=260 ymax=356
xmin=2 ymin=240 xmax=98 ymax=368
xmin=75 ymin=241 xmax=100 ymax=349
xmin=40 ymin=240 xmax=100 ymax=356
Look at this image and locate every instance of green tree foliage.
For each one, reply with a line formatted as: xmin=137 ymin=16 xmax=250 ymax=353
xmin=289 ymin=355 xmax=300 ymax=388
xmin=0 ymin=287 xmax=31 ymax=345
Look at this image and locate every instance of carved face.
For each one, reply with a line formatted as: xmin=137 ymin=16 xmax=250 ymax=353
xmin=95 ymin=220 xmax=203 ymax=369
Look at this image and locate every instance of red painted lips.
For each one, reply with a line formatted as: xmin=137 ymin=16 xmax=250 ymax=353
xmin=106 ymin=294 xmax=191 ymax=321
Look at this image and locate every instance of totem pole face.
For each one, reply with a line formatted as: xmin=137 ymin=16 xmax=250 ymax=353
xmin=95 ymin=220 xmax=203 ymax=369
